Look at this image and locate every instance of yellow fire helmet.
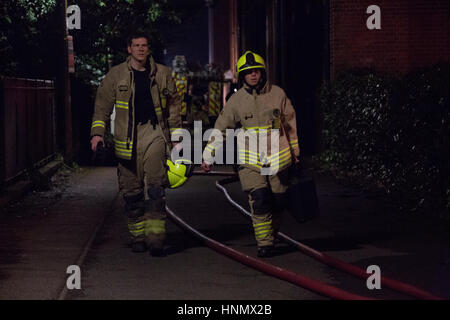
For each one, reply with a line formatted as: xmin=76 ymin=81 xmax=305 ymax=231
xmin=236 ymin=51 xmax=266 ymax=76
xmin=166 ymin=158 xmax=194 ymax=189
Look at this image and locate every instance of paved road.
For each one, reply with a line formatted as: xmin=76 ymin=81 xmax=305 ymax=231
xmin=0 ymin=165 xmax=449 ymax=301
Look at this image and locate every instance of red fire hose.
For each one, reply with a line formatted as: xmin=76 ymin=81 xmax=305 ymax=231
xmin=166 ymin=205 xmax=374 ymax=300
xmin=215 ymin=176 xmax=444 ymax=300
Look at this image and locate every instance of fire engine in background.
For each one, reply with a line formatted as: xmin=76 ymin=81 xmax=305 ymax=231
xmin=171 ymin=55 xmax=228 ymax=130
xmin=171 ymin=56 xmax=189 ymax=119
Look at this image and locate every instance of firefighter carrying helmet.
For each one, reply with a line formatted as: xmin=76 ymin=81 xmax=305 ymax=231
xmin=166 ymin=159 xmax=194 ymax=189
xmin=237 ymin=51 xmax=266 ymax=76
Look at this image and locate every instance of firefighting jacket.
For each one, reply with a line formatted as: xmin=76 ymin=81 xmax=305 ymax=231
xmin=91 ymin=56 xmax=182 ymax=160
xmin=203 ymin=81 xmax=300 ymax=173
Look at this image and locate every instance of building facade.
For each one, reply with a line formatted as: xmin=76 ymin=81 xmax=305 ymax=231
xmin=210 ymin=0 xmax=450 ymax=154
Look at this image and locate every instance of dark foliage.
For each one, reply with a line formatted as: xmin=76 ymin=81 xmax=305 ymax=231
xmin=318 ymin=64 xmax=450 ymax=218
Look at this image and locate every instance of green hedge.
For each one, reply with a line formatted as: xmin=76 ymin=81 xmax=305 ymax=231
xmin=318 ymin=64 xmax=450 ymax=218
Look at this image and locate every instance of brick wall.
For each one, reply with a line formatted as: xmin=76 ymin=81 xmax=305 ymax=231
xmin=330 ymin=0 xmax=450 ymax=78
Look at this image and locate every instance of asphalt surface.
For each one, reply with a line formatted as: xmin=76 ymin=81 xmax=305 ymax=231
xmin=0 ymin=164 xmax=449 ymax=301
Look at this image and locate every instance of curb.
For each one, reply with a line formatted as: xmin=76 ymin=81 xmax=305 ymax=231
xmin=0 ymin=160 xmax=62 ymax=209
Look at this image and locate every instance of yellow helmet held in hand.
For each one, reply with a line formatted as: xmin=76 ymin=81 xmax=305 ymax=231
xmin=236 ymin=51 xmax=266 ymax=76
xmin=166 ymin=159 xmax=194 ymax=189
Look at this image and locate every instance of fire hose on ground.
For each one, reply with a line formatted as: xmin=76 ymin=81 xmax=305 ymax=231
xmin=165 ymin=204 xmax=373 ymax=300
xmin=213 ymin=174 xmax=443 ymax=300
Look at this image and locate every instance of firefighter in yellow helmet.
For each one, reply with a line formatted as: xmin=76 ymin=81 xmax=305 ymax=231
xmin=202 ymin=51 xmax=300 ymax=258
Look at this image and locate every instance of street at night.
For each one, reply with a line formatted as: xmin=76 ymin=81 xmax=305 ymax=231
xmin=0 ymin=0 xmax=449 ymax=312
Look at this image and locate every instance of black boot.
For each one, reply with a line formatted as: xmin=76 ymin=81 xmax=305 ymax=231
xmin=149 ymin=243 xmax=167 ymax=257
xmin=257 ymin=245 xmax=274 ymax=258
xmin=131 ymin=241 xmax=147 ymax=253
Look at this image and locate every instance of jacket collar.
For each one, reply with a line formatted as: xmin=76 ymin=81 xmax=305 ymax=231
xmin=126 ymin=56 xmax=157 ymax=77
xmin=244 ymin=80 xmax=271 ymax=96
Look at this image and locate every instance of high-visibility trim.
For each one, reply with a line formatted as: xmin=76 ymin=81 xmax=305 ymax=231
xmin=255 ymin=230 xmax=273 ymax=240
xmin=115 ymin=151 xmax=132 ymax=159
xmin=145 ymin=219 xmax=166 ymax=236
xmin=160 ymin=96 xmax=167 ymax=109
xmin=114 ymin=147 xmax=132 ymax=153
xmin=276 ymin=155 xmax=292 ymax=165
xmin=270 ymin=152 xmax=291 ymax=164
xmin=268 ymin=147 xmax=291 ymax=159
xmin=115 ymin=100 xmax=129 ymax=110
xmin=255 ymin=228 xmax=272 ymax=236
xmin=114 ymin=143 xmax=133 ymax=149
xmin=272 ymin=150 xmax=291 ymax=160
xmin=114 ymin=138 xmax=133 ymax=146
xmin=175 ymin=75 xmax=188 ymax=116
xmin=205 ymin=144 xmax=216 ymax=153
xmin=290 ymin=139 xmax=299 ymax=148
xmin=237 ymin=146 xmax=292 ymax=170
xmin=238 ymin=161 xmax=264 ymax=169
xmin=238 ymin=149 xmax=260 ymax=157
xmin=92 ymin=120 xmax=106 ymax=129
xmin=244 ymin=125 xmax=272 ymax=131
xmin=238 ymin=154 xmax=264 ymax=166
xmin=208 ymin=82 xmax=222 ymax=117
xmin=114 ymin=146 xmax=132 ymax=154
xmin=128 ymin=221 xmax=145 ymax=237
xmin=238 ymin=151 xmax=263 ymax=161
xmin=254 ymin=225 xmax=272 ymax=232
xmin=114 ymin=144 xmax=132 ymax=151
xmin=238 ymin=149 xmax=272 ymax=164
xmin=255 ymin=229 xmax=272 ymax=235
xmin=253 ymin=220 xmax=273 ymax=240
xmin=238 ymin=151 xmax=262 ymax=160
xmin=129 ymin=221 xmax=145 ymax=229
xmin=265 ymin=153 xmax=291 ymax=168
xmin=238 ymin=154 xmax=264 ymax=164
xmin=254 ymin=223 xmax=272 ymax=232
xmin=170 ymin=128 xmax=184 ymax=138
xmin=175 ymin=159 xmax=193 ymax=165
xmin=275 ymin=146 xmax=291 ymax=155
xmin=267 ymin=154 xmax=292 ymax=167
xmin=253 ymin=221 xmax=272 ymax=228
xmin=278 ymin=157 xmax=292 ymax=167
xmin=238 ymin=160 xmax=264 ymax=168
xmin=129 ymin=228 xmax=145 ymax=234
xmin=128 ymin=229 xmax=145 ymax=237
xmin=254 ymin=226 xmax=272 ymax=232
xmin=114 ymin=138 xmax=133 ymax=159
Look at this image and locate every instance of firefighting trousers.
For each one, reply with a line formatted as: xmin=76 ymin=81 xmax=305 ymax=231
xmin=117 ymin=122 xmax=169 ymax=248
xmin=238 ymin=166 xmax=289 ymax=247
